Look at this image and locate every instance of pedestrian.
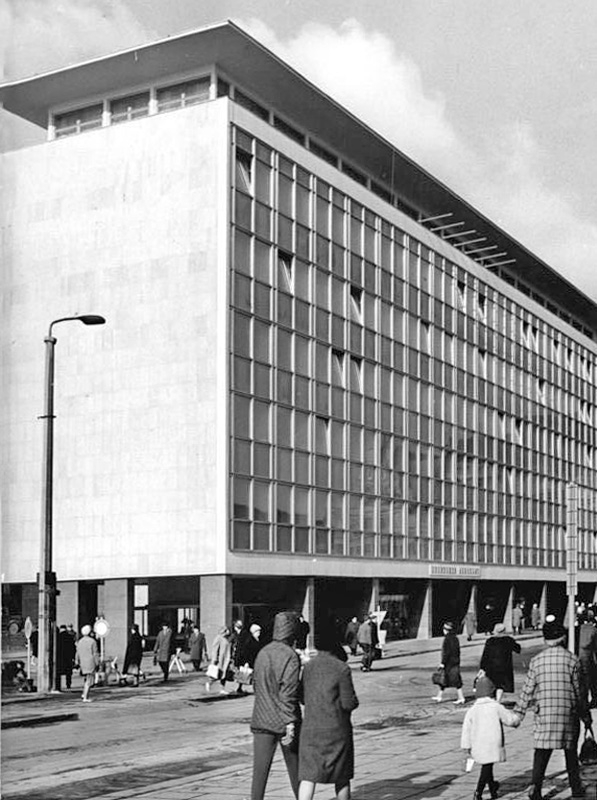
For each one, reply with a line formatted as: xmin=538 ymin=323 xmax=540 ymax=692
xmin=463 ymin=610 xmax=477 ymax=642
xmin=75 ymin=624 xmax=99 ymax=702
xmin=298 ymin=623 xmax=359 ymax=800
xmin=245 ymin=623 xmax=263 ymax=668
xmin=206 ymin=625 xmax=232 ymax=694
xmin=514 ymin=615 xmax=591 ymax=800
xmin=123 ymin=624 xmax=145 ymax=685
xmin=461 ymin=675 xmax=520 ymax=800
xmin=432 ymin=621 xmax=465 ymax=704
xmin=231 ymin=619 xmax=253 ymax=693
xmin=250 ymin=611 xmax=301 ymax=800
xmin=296 ymin=614 xmax=311 ymax=657
xmin=531 ymin=603 xmax=541 ymax=631
xmin=480 ymin=622 xmax=521 ymax=702
xmin=512 ymin=604 xmax=523 ymax=636
xmin=344 ymin=617 xmax=359 ymax=656
xmin=357 ymin=614 xmax=379 ymax=672
xmin=56 ymin=624 xmax=76 ymax=691
xmin=577 ymin=608 xmax=597 ymax=708
xmin=153 ymin=622 xmax=173 ymax=683
xmin=189 ymin=624 xmax=208 ymax=672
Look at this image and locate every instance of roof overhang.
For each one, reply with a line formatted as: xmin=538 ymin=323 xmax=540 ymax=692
xmin=1 ymin=20 xmax=596 ymax=331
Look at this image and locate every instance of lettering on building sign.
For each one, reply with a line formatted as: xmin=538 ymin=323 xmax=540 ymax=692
xmin=429 ymin=564 xmax=481 ymax=578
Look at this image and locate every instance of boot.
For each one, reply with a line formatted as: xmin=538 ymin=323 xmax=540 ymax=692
xmin=527 ymin=785 xmax=542 ymax=800
xmin=489 ymin=780 xmax=500 ymax=799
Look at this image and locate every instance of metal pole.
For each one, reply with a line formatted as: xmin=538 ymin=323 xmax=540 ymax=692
xmin=566 ymin=482 xmax=578 ymax=654
xmin=38 ymin=334 xmax=57 ymax=693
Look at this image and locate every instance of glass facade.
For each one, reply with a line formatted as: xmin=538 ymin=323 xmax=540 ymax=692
xmin=229 ymin=123 xmax=597 ymax=570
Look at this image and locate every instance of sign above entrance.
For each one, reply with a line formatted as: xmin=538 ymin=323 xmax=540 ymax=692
xmin=429 ymin=564 xmax=481 ymax=578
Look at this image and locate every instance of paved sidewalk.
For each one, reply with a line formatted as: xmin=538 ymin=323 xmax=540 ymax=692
xmin=5 ymin=632 xmax=595 ymax=800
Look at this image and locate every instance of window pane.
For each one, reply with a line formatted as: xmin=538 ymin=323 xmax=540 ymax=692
xmin=253 ymin=482 xmax=270 ymax=521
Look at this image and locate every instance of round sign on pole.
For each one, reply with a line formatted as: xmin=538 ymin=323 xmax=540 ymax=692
xmin=94 ymin=618 xmax=110 ymax=639
xmin=23 ymin=616 xmax=33 ymax=640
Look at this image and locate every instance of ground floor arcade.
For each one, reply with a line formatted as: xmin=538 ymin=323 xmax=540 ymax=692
xmin=4 ymin=573 xmax=596 ymax=665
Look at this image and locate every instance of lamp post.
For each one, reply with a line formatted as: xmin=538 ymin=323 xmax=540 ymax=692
xmin=37 ymin=314 xmax=106 ymax=693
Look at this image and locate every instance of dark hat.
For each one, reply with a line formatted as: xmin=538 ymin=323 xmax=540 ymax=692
xmin=475 ymin=676 xmax=496 ymax=698
xmin=543 ymin=615 xmax=565 ymax=641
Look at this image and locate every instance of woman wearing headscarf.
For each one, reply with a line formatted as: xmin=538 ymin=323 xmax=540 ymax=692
xmin=432 ymin=621 xmax=465 ymax=704
xmin=206 ymin=625 xmax=232 ymax=694
xmin=298 ymin=623 xmax=359 ymax=800
xmin=480 ymin=622 xmax=521 ymax=702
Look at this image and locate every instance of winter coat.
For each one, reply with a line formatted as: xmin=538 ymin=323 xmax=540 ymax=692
xmin=231 ymin=629 xmax=252 ymax=668
xmin=251 ymin=612 xmax=301 ymax=735
xmin=441 ymin=631 xmax=462 ymax=688
xmin=153 ymin=628 xmax=174 ymax=662
xmin=515 ymin=642 xmax=590 ymax=748
xmin=463 ymin=612 xmax=476 ymax=637
xmin=345 ymin=620 xmax=359 ymax=647
xmin=578 ymin=623 xmax=597 ymax=666
xmin=124 ymin=631 xmax=144 ymax=667
xmin=211 ymin=631 xmax=232 ymax=674
xmin=57 ymin=629 xmax=76 ymax=672
xmin=461 ymin=697 xmax=519 ymax=764
xmin=189 ymin=631 xmax=208 ymax=662
xmin=299 ymin=651 xmax=359 ymax=784
xmin=244 ymin=635 xmax=262 ymax=669
xmin=357 ymin=620 xmax=378 ymax=648
xmin=480 ymin=634 xmax=521 ymax=693
xmin=76 ymin=634 xmax=99 ymax=675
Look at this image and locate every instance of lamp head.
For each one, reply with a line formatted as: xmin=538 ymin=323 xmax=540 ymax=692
xmin=78 ymin=315 xmax=106 ymax=326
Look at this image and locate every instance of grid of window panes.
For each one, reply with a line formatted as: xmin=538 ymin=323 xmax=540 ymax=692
xmin=229 ymin=125 xmax=597 ymax=566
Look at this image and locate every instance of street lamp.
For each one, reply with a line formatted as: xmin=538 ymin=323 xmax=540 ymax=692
xmin=37 ymin=314 xmax=106 ymax=693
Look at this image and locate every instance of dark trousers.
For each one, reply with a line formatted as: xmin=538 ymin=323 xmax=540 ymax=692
xmin=158 ymin=660 xmax=169 ymax=681
xmin=531 ymin=746 xmax=582 ymax=795
xmin=361 ymin=643 xmax=374 ymax=670
xmin=476 ymin=763 xmax=495 ymax=795
xmin=251 ymin=731 xmax=299 ymax=800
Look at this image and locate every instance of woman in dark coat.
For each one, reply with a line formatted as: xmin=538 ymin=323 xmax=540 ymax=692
xmin=432 ymin=621 xmax=465 ymax=704
xmin=298 ymin=624 xmax=359 ymax=800
xmin=480 ymin=622 xmax=521 ymax=701
xmin=123 ymin=624 xmax=144 ymax=684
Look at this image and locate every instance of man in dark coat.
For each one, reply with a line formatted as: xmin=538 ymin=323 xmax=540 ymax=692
xmin=515 ymin=615 xmax=591 ymax=800
xmin=480 ymin=622 xmax=521 ymax=702
xmin=250 ymin=611 xmax=301 ymax=800
xmin=231 ymin=619 xmax=253 ymax=694
xmin=577 ymin=608 xmax=597 ymax=707
xmin=55 ymin=625 xmax=76 ymax=691
xmin=153 ymin=622 xmax=174 ymax=683
xmin=189 ymin=625 xmax=208 ymax=672
xmin=344 ymin=617 xmax=359 ymax=656
xmin=296 ymin=615 xmax=310 ymax=655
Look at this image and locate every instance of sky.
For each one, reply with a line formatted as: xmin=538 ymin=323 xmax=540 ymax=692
xmin=2 ymin=0 xmax=597 ymax=301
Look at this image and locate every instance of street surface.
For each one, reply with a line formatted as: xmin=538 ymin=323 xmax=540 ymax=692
xmin=2 ymin=633 xmax=594 ymax=800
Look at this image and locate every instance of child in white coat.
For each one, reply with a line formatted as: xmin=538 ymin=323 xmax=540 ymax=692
xmin=461 ymin=675 xmax=520 ymax=799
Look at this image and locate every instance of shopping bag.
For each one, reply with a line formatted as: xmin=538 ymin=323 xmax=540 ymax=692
xmin=580 ymin=728 xmax=597 ymax=764
xmin=235 ymin=665 xmax=254 ymax=685
xmin=373 ymin=644 xmax=383 ymax=660
xmin=431 ymin=667 xmax=446 ymax=688
xmin=206 ymin=663 xmax=220 ymax=680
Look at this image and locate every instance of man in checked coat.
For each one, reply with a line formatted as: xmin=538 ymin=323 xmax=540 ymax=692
xmin=514 ymin=615 xmax=591 ymax=800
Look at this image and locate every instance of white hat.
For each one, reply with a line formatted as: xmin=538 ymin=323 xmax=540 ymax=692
xmin=81 ymin=624 xmax=91 ymax=636
xmin=250 ymin=624 xmax=261 ymax=634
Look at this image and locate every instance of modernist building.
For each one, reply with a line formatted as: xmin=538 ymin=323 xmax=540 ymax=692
xmin=2 ymin=22 xmax=597 ymax=658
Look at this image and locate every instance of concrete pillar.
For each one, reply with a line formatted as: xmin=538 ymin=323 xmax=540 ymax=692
xmin=100 ymin=579 xmax=130 ymax=665
xmin=416 ymin=580 xmax=432 ymax=639
xmin=201 ymin=575 xmax=232 ymax=651
xmin=539 ymin=583 xmax=548 ymax=625
xmin=302 ymin=578 xmax=315 ymax=651
xmin=368 ymin=578 xmax=380 ymax=614
xmin=56 ymin=582 xmax=79 ymax=629
xmin=503 ymin=585 xmax=515 ymax=633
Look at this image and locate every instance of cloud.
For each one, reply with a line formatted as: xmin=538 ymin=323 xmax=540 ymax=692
xmin=1 ymin=0 xmax=155 ymax=80
xmin=240 ymin=17 xmax=597 ymax=301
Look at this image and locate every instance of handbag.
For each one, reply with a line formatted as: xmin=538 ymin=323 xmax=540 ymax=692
xmin=206 ymin=663 xmax=220 ymax=680
xmin=373 ymin=644 xmax=383 ymax=661
xmin=580 ymin=727 xmax=597 ymax=764
xmin=431 ymin=667 xmax=446 ymax=688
